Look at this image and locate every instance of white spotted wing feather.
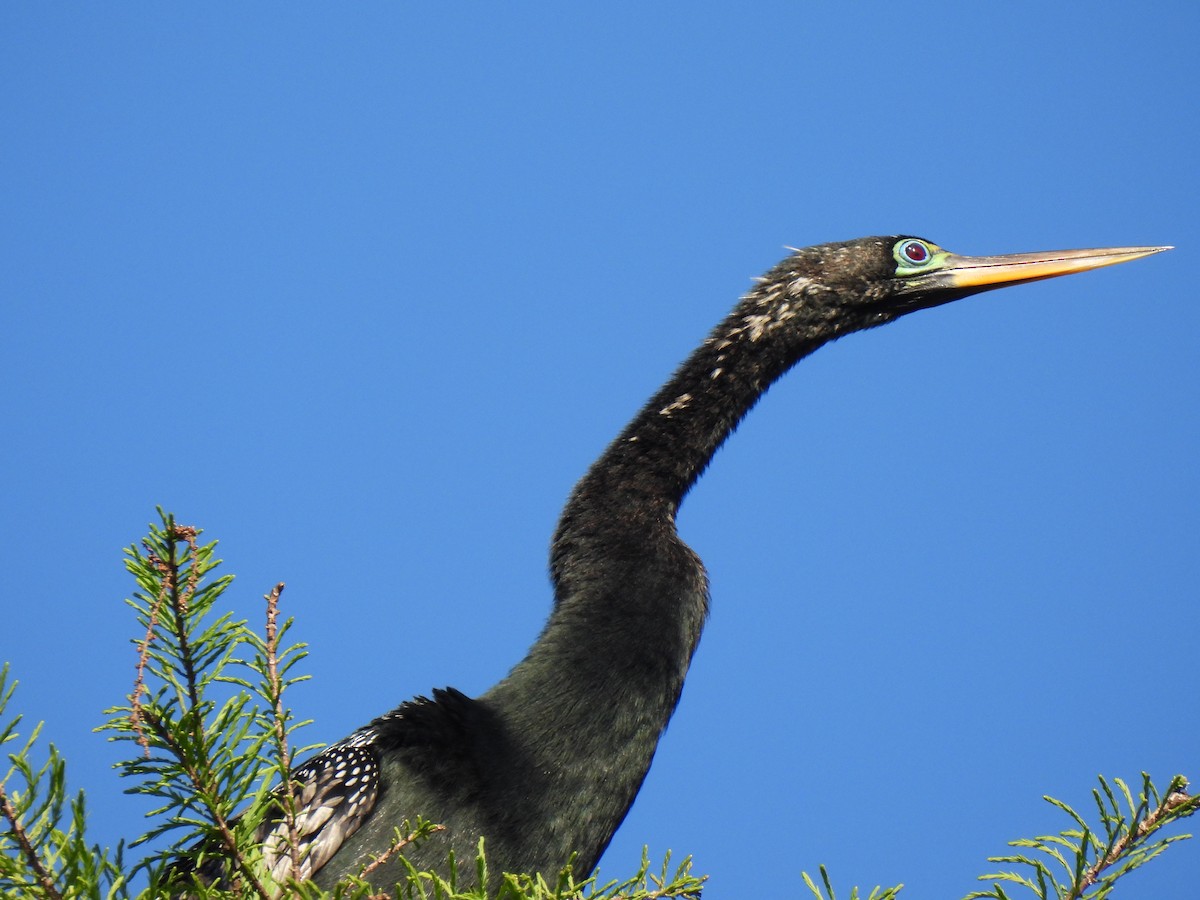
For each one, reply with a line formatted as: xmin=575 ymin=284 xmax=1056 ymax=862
xmin=261 ymin=732 xmax=380 ymax=885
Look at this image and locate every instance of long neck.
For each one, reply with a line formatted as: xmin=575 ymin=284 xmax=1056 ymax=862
xmin=492 ymin=266 xmax=863 ymax=712
xmin=560 ymin=267 xmax=859 ymax=531
xmin=565 ymin=309 xmax=807 ymax=521
xmin=480 ymin=267 xmax=859 ymax=871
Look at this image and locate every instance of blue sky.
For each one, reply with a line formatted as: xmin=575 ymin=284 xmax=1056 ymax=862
xmin=2 ymin=4 xmax=1196 ymax=897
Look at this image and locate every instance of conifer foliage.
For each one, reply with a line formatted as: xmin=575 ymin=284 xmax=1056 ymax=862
xmin=0 ymin=513 xmax=1194 ymax=898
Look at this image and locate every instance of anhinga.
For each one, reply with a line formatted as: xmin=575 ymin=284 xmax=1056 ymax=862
xmin=186 ymin=237 xmax=1168 ymax=892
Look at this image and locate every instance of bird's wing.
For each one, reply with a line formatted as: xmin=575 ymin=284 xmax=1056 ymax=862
xmin=260 ymin=734 xmax=381 ymax=883
xmin=173 ymin=690 xmax=481 ymax=893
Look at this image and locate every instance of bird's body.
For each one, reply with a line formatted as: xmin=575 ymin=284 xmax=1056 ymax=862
xmin=180 ymin=236 xmax=1167 ymax=893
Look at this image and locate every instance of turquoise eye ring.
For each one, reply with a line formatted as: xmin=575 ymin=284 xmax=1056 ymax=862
xmin=896 ymin=238 xmax=932 ymax=266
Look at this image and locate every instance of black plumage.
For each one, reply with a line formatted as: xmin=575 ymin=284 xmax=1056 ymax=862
xmin=181 ymin=236 xmax=1166 ymax=893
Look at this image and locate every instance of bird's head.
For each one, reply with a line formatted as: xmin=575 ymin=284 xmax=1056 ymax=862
xmin=783 ymin=236 xmax=1170 ymax=325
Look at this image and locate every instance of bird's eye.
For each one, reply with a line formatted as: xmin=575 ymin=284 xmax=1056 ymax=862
xmin=892 ymin=238 xmax=944 ymax=276
xmin=897 ymin=239 xmax=931 ymax=265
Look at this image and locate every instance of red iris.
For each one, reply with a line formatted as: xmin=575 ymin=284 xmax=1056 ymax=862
xmin=903 ymin=241 xmax=928 ymax=263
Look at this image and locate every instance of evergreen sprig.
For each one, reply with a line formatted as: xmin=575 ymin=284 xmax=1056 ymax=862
xmin=0 ymin=664 xmax=127 ymax=899
xmin=99 ymin=511 xmax=276 ymax=896
xmin=966 ymin=773 xmax=1196 ymax=900
xmin=0 ymin=511 xmax=1194 ymax=898
xmin=801 ymin=864 xmax=902 ymax=900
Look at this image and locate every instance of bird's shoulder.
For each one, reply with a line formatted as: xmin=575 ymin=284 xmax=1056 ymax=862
xmin=366 ymin=686 xmax=486 ymax=751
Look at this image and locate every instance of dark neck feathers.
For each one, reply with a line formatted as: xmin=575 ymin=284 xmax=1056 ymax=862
xmin=564 ymin=253 xmax=885 ymax=523
xmin=481 ymin=254 xmax=885 ymax=872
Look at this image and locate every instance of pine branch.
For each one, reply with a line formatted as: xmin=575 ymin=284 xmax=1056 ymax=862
xmin=0 ymin=779 xmax=63 ymax=900
xmin=967 ymin=773 xmax=1196 ymax=900
xmin=359 ymin=822 xmax=447 ymax=880
xmin=263 ymin=581 xmax=303 ymax=883
xmin=138 ymin=704 xmax=273 ymax=900
xmin=4 ymin=511 xmax=1193 ymax=900
xmin=1067 ymin=776 xmax=1195 ymax=898
xmin=130 ymin=539 xmax=171 ymax=759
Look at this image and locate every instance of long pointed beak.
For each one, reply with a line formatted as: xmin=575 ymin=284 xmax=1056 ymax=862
xmin=939 ymin=245 xmax=1172 ymax=290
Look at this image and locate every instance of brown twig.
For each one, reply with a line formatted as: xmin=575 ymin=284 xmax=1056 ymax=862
xmin=130 ymin=538 xmax=177 ymax=758
xmin=130 ymin=524 xmax=203 ymax=756
xmin=171 ymin=525 xmax=202 ymax=711
xmin=360 ymin=824 xmax=447 ymax=879
xmin=160 ymin=526 xmax=246 ymax=883
xmin=130 ymin=524 xmax=273 ymax=900
xmin=263 ymin=582 xmax=303 ymax=882
xmin=0 ymin=778 xmax=64 ymax=900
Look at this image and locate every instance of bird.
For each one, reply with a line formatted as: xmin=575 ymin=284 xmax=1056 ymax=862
xmin=175 ymin=236 xmax=1168 ymax=894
